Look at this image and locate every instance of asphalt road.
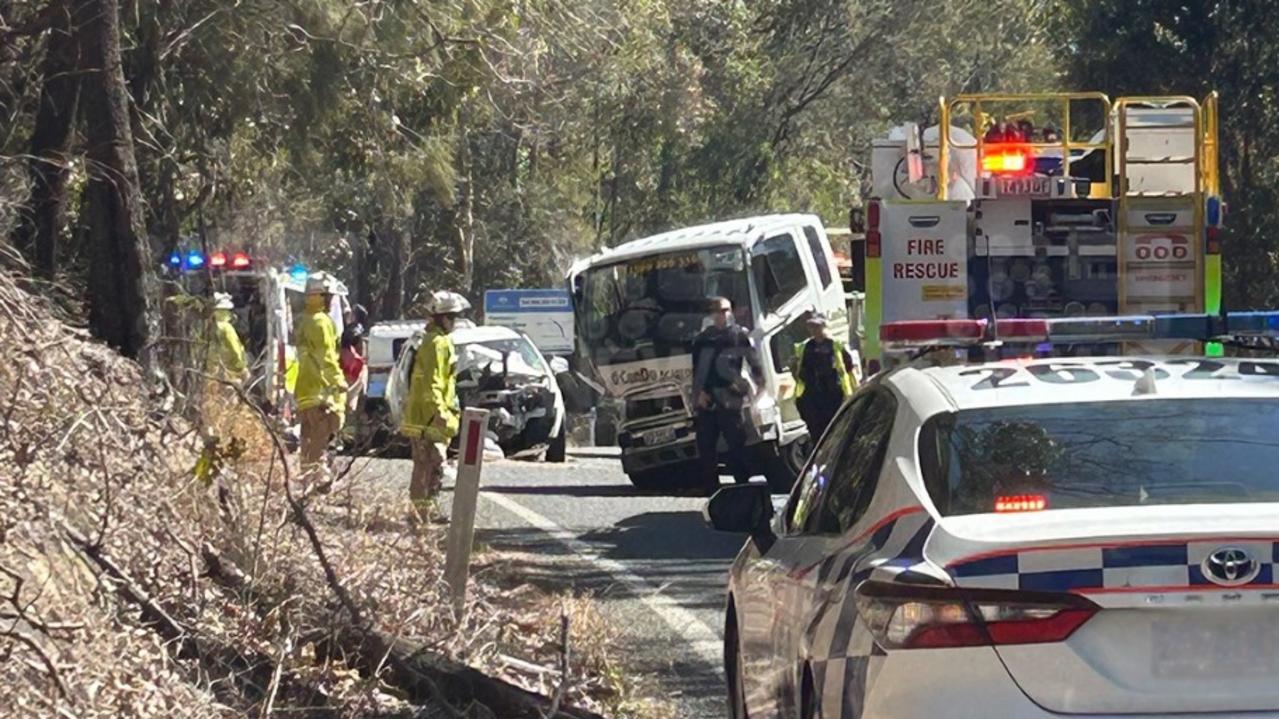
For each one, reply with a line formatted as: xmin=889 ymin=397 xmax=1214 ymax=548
xmin=360 ymin=451 xmax=744 ymax=718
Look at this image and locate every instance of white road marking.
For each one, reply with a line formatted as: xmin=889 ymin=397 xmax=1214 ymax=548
xmin=480 ymin=490 xmax=724 ymax=665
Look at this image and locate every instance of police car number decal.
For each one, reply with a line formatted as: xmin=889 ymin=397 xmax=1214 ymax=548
xmin=963 ymin=360 xmax=1279 ymax=390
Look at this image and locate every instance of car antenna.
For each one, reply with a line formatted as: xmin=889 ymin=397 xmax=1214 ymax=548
xmin=984 ymin=253 xmax=1000 ymax=348
xmin=1132 ymin=367 xmax=1158 ymax=396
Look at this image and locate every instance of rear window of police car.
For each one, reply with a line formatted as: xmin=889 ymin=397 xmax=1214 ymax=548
xmin=918 ymin=398 xmax=1279 ymax=515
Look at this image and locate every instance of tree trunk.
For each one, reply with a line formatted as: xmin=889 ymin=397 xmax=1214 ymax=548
xmin=12 ymin=0 xmax=85 ymax=277
xmin=77 ymin=0 xmax=154 ymax=363
xmin=378 ymin=224 xmax=405 ymax=320
xmin=456 ymin=131 xmax=475 ymax=294
xmin=351 ymin=230 xmax=374 ymax=319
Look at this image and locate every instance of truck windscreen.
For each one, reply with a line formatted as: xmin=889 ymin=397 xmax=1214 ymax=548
xmin=578 ymin=245 xmax=753 ymax=366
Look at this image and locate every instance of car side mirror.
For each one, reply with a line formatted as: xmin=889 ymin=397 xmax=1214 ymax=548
xmin=704 ymin=484 xmax=776 ymax=552
xmin=549 ymin=356 xmax=569 ymax=374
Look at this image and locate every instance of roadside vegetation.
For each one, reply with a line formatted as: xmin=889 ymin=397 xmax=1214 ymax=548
xmin=1 ymin=1 xmax=1278 ymax=716
xmin=0 ymin=250 xmax=678 ymax=716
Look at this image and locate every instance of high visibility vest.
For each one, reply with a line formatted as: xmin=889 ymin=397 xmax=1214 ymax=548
xmin=791 ymin=338 xmax=855 ymax=398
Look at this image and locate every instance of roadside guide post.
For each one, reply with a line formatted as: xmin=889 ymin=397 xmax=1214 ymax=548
xmin=445 ymin=408 xmax=489 ymax=618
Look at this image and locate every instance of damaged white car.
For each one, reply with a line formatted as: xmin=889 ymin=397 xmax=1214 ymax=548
xmin=452 ymin=325 xmax=568 ymax=462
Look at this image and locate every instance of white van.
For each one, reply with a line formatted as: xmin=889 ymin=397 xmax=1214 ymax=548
xmin=568 ymin=214 xmax=852 ymax=492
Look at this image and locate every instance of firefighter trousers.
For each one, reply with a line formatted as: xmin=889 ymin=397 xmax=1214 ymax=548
xmin=409 ymin=438 xmax=447 ymax=522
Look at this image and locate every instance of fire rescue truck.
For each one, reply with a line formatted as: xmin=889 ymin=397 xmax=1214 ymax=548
xmin=857 ymin=92 xmax=1224 ymax=371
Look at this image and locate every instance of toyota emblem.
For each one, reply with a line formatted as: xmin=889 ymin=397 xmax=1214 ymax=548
xmin=1201 ymin=547 xmax=1260 ymax=587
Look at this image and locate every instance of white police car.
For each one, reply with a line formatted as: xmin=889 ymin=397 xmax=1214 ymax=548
xmin=707 ymin=313 xmax=1279 ymax=718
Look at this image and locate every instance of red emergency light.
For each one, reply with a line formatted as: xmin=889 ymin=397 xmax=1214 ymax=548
xmin=209 ymin=251 xmax=227 ymax=268
xmin=880 ymin=319 xmax=985 ymax=345
xmin=995 ymin=318 xmax=1049 ymax=341
xmin=231 ymin=251 xmax=251 ymax=269
xmin=981 ymin=143 xmax=1032 ymax=176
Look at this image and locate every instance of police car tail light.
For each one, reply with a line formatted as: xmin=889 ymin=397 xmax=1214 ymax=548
xmin=855 ymin=582 xmax=1097 ymax=650
xmin=995 ymin=494 xmax=1047 ymax=512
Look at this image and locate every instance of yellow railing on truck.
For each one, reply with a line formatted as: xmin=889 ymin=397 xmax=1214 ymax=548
xmin=937 ymin=92 xmax=1113 ymax=201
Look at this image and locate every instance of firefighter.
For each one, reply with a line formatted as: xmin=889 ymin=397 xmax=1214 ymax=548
xmin=791 ymin=311 xmax=856 ymax=441
xmin=402 ymin=290 xmax=467 ymax=523
xmin=209 ymin=292 xmax=248 ymax=383
xmin=692 ymin=296 xmax=764 ymax=485
xmin=295 ymin=272 xmax=347 ymax=482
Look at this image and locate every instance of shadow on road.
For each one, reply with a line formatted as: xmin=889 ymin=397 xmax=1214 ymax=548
xmin=476 ymin=510 xmax=746 ymax=615
xmin=579 ymin=511 xmax=746 ymax=560
xmin=477 ymin=483 xmax=637 ymax=498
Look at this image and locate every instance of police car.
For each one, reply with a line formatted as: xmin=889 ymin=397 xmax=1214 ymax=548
xmin=707 ymin=313 xmax=1279 ymax=718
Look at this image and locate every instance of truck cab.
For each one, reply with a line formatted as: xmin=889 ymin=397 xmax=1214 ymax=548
xmin=568 ymin=214 xmax=849 ymax=492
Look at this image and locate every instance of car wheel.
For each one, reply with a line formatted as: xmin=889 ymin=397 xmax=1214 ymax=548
xmin=545 ymin=423 xmax=567 ymax=463
xmin=726 ymin=609 xmax=749 ymax=719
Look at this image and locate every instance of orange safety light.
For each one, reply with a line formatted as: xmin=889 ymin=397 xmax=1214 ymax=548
xmin=995 ymin=495 xmax=1047 ymax=513
xmin=981 ymin=142 xmax=1033 ymax=176
xmin=982 ymin=150 xmax=1028 ymax=174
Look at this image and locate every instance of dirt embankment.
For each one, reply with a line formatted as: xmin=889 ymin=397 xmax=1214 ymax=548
xmin=0 ymin=263 xmax=673 ymax=718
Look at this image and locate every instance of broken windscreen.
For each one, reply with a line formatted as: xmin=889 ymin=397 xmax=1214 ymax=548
xmin=578 ymin=245 xmax=753 ymax=366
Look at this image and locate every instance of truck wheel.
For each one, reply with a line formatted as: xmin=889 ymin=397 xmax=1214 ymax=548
xmin=628 ymin=461 xmax=716 ymax=493
xmin=627 ymin=468 xmax=668 ymax=491
xmin=546 ymin=425 xmax=567 ymax=463
xmin=595 ymin=416 xmax=618 ymax=447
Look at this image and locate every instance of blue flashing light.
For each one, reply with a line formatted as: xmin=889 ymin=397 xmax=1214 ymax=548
xmin=186 ymin=251 xmax=205 ymax=269
xmin=1207 ymin=196 xmax=1222 ymax=227
xmin=289 ymin=264 xmax=308 ymax=282
xmin=1224 ymin=311 xmax=1279 ymax=336
xmin=167 ymin=251 xmax=182 ymax=268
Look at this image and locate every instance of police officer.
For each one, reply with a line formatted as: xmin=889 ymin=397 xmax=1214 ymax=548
xmin=692 ymin=296 xmax=764 ymax=485
xmin=791 ymin=311 xmax=855 ymax=441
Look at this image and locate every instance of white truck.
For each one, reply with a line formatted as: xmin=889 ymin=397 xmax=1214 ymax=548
xmin=567 ymin=214 xmax=851 ymax=493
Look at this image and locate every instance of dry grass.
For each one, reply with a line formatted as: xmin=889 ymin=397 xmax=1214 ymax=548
xmin=0 ymin=252 xmax=678 ymax=718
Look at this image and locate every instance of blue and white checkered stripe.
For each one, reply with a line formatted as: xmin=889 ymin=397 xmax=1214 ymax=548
xmin=802 ymin=509 xmax=941 ymax=719
xmin=949 ymin=540 xmax=1279 ymax=595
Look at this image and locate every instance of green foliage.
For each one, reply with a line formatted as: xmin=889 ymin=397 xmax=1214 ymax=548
xmin=1053 ymin=0 xmax=1279 ymax=307
xmin=5 ymin=0 xmax=1069 ymax=316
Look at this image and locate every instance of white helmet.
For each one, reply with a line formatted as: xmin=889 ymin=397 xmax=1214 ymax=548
xmin=428 ymin=290 xmax=470 ymax=316
xmin=213 ymin=292 xmax=235 ymax=310
xmin=305 ymin=271 xmax=346 ymax=296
